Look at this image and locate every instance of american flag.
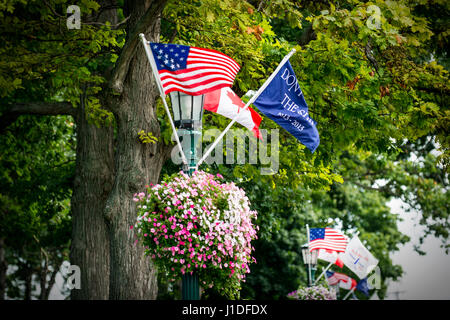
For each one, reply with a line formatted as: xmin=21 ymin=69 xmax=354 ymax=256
xmin=149 ymin=42 xmax=240 ymax=96
xmin=309 ymin=228 xmax=348 ymax=252
xmin=326 ymin=271 xmax=355 ymax=288
xmin=325 ymin=271 xmax=342 ymax=286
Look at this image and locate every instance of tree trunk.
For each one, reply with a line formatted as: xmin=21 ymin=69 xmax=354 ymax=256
xmin=69 ymin=0 xmax=118 ymax=300
xmin=0 ymin=237 xmax=6 ymax=300
xmin=24 ymin=265 xmax=32 ymax=300
xmin=70 ymin=98 xmax=115 ymax=300
xmin=43 ymin=268 xmax=58 ymax=300
xmin=38 ymin=248 xmax=48 ymax=300
xmin=105 ymin=0 xmax=169 ymax=299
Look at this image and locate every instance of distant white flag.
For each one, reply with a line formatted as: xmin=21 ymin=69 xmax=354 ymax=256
xmin=339 ymin=236 xmax=379 ymax=279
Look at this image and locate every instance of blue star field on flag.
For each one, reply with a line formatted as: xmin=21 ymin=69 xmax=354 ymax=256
xmin=151 ymin=43 xmax=190 ymax=72
xmin=310 ymin=228 xmax=325 ymax=241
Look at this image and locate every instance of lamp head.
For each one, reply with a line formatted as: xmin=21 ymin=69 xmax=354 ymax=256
xmin=169 ymin=91 xmax=204 ymax=129
xmin=301 ymin=244 xmax=318 ymax=267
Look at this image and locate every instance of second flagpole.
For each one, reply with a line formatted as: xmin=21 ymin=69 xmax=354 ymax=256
xmin=306 ymin=224 xmax=312 ymax=287
xmin=313 ymin=261 xmax=333 ymax=285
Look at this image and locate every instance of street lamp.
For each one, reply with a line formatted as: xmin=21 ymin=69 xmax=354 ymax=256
xmin=169 ymin=91 xmax=205 ymax=300
xmin=301 ymin=244 xmax=318 ymax=287
xmin=169 ymin=91 xmax=204 ymax=175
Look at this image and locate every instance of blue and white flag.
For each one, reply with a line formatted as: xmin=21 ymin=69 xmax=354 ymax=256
xmin=252 ymin=61 xmax=319 ymax=153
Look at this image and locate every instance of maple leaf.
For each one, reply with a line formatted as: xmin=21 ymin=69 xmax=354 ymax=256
xmin=226 ymin=90 xmax=245 ymax=112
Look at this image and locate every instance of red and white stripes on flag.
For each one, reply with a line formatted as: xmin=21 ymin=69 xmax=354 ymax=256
xmin=150 ymin=42 xmax=240 ymax=96
xmin=308 ymin=228 xmax=348 ymax=253
xmin=326 ymin=271 xmax=356 ymax=289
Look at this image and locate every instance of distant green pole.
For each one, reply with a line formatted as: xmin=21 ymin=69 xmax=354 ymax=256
xmin=311 ymin=267 xmax=316 ymax=287
xmin=182 ymin=272 xmax=199 ymax=300
xmin=180 ymin=128 xmax=200 ymax=300
xmin=305 ymin=264 xmax=316 ymax=287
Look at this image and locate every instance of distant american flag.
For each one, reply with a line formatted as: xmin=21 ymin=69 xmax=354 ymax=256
xmin=149 ymin=42 xmax=240 ymax=96
xmin=325 ymin=271 xmax=341 ymax=286
xmin=309 ymin=228 xmax=348 ymax=252
xmin=326 ymin=271 xmax=352 ymax=286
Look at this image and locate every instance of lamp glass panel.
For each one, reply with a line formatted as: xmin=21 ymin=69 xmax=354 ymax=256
xmin=169 ymin=92 xmax=181 ymax=121
xmin=301 ymin=246 xmax=309 ymax=265
xmin=191 ymin=94 xmax=203 ymax=122
xmin=179 ymin=93 xmax=193 ymax=120
xmin=310 ymin=249 xmax=319 ymax=266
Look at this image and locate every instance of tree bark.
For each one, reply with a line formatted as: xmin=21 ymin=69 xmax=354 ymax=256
xmin=70 ymin=97 xmax=115 ymax=300
xmin=105 ymin=0 xmax=169 ymax=299
xmin=69 ymin=0 xmax=117 ymax=300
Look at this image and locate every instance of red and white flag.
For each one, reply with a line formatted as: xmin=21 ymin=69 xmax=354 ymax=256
xmin=339 ymin=276 xmax=357 ymax=290
xmin=204 ymin=87 xmax=262 ymax=139
xmin=318 ymin=249 xmax=344 ymax=268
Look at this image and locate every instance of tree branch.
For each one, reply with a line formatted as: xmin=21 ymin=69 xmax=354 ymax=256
xmin=43 ymin=0 xmax=129 ymax=29
xmin=364 ymin=37 xmax=380 ymax=75
xmin=257 ymin=0 xmax=266 ymax=12
xmin=414 ymin=86 xmax=450 ymax=95
xmin=108 ymin=0 xmax=168 ymax=94
xmin=43 ymin=268 xmax=58 ymax=300
xmin=298 ymin=24 xmax=317 ymax=46
xmin=83 ymin=16 xmax=130 ymax=28
xmin=0 ymin=102 xmax=75 ymax=133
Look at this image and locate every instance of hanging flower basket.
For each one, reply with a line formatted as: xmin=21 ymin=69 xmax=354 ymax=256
xmin=132 ymin=170 xmax=259 ymax=299
xmin=287 ymin=285 xmax=337 ymax=300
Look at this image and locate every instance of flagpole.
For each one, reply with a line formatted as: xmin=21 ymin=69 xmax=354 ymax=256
xmin=306 ymin=224 xmax=312 ymax=287
xmin=313 ymin=261 xmax=333 ymax=285
xmin=323 ymin=266 xmax=330 ymax=289
xmin=195 ymin=48 xmax=297 ymax=169
xmin=139 ymin=33 xmax=188 ymax=166
xmin=343 ymin=287 xmax=356 ymax=300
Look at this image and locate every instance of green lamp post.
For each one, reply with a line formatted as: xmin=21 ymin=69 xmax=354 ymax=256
xmin=170 ymin=91 xmax=204 ymax=175
xmin=169 ymin=91 xmax=204 ymax=299
xmin=301 ymin=244 xmax=318 ymax=287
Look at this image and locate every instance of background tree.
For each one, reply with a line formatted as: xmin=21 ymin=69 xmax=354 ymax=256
xmin=0 ymin=0 xmax=166 ymax=299
xmin=0 ymin=115 xmax=74 ymax=299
